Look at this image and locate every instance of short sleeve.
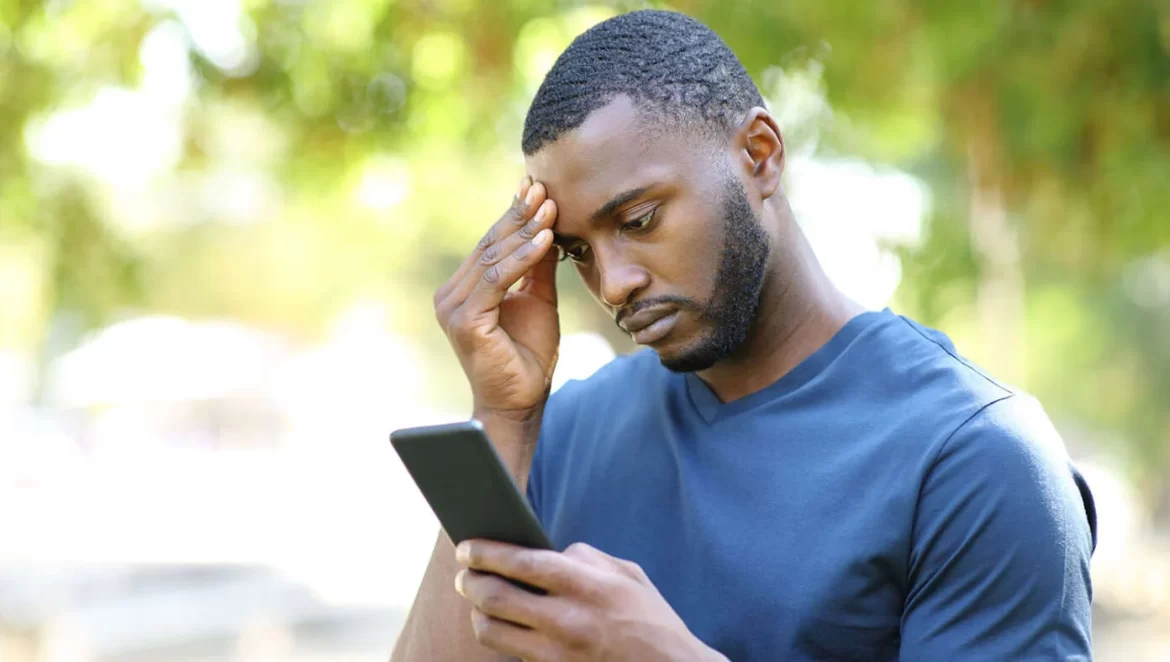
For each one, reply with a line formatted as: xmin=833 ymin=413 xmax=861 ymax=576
xmin=900 ymin=395 xmax=1095 ymax=661
xmin=525 ymin=386 xmax=573 ymax=529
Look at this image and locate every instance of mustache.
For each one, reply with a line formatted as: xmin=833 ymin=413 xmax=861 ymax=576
xmin=615 ymin=295 xmax=699 ymax=326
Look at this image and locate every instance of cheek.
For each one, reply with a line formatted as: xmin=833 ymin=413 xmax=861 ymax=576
xmin=658 ymin=212 xmax=723 ymax=289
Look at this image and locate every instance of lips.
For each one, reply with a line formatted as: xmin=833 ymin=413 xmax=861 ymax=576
xmin=618 ymin=307 xmax=679 ymax=345
xmin=618 ymin=307 xmax=673 ymax=334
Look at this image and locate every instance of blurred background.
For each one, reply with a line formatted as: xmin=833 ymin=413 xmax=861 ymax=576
xmin=1 ymin=0 xmax=1168 ymax=660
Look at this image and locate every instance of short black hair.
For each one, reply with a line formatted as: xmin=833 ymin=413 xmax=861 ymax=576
xmin=521 ymin=9 xmax=766 ymax=155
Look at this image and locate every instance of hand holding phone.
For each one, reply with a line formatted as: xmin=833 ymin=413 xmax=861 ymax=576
xmin=391 ymin=419 xmax=553 ymax=592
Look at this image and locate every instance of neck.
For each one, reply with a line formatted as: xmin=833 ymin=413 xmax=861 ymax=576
xmin=695 ymin=212 xmax=864 ymax=403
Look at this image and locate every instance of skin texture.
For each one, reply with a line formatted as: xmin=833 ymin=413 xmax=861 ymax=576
xmin=392 ymin=93 xmax=862 ymax=662
xmin=526 ymin=95 xmax=861 ymax=401
xmin=454 ymin=540 xmax=728 ymax=662
xmin=531 ymin=107 xmax=771 ymax=374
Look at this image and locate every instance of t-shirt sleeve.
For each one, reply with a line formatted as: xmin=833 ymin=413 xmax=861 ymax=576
xmin=900 ymin=395 xmax=1095 ymax=661
xmin=525 ymin=389 xmax=568 ymax=528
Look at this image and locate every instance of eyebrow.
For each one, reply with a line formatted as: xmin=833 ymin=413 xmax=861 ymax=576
xmin=590 ymin=186 xmax=652 ymax=224
xmin=554 ymin=186 xmax=653 ymax=247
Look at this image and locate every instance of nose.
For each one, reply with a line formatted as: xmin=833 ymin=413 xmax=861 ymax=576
xmin=596 ymin=250 xmax=650 ymax=309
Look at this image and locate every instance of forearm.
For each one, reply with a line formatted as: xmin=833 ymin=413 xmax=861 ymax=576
xmin=390 ymin=412 xmax=541 ymax=662
xmin=391 ymin=532 xmax=514 ymax=662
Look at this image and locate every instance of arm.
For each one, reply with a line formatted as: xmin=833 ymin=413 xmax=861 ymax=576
xmin=900 ymin=395 xmax=1095 ymax=661
xmin=391 ymin=414 xmax=540 ymax=662
xmin=393 ymin=175 xmax=560 ymax=661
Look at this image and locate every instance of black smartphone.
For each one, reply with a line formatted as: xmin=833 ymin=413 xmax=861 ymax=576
xmin=390 ymin=418 xmax=554 ymax=553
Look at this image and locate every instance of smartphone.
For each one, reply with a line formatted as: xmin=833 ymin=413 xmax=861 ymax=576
xmin=390 ymin=418 xmax=554 ymax=555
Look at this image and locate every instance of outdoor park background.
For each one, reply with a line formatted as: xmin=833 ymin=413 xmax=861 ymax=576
xmin=1 ymin=0 xmax=1168 ymax=660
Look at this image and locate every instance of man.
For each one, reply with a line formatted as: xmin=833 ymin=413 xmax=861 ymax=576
xmin=392 ymin=9 xmax=1096 ymax=661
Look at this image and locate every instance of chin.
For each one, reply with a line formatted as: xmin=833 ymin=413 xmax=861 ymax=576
xmin=654 ymin=334 xmax=723 ymax=373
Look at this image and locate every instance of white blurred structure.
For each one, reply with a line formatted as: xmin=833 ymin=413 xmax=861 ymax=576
xmin=5 ymin=317 xmax=1170 ymax=660
xmin=0 ymin=311 xmax=623 ymax=661
xmin=551 ymin=332 xmax=618 ymax=393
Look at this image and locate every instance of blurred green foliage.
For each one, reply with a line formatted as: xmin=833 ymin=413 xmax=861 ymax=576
xmin=1 ymin=0 xmax=1168 ymax=506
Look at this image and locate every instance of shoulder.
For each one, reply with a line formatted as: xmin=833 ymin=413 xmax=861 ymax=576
xmin=862 ymin=311 xmax=1015 ymax=406
xmin=928 ymin=392 xmax=1096 ymax=545
xmin=872 ymin=314 xmax=1071 ymax=472
xmin=845 ymin=313 xmax=1095 ymax=518
xmin=926 ymin=392 xmax=1075 ymax=499
xmin=901 ymin=392 xmax=1095 ymax=658
xmin=848 ymin=311 xmax=1020 ymax=454
xmin=854 ymin=313 xmax=1097 ymax=557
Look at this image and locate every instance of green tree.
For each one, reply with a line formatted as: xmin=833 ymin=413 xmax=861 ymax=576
xmin=2 ymin=0 xmax=1168 ymax=510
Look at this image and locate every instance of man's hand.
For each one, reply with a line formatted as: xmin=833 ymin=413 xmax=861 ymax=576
xmin=453 ymin=540 xmax=729 ymax=662
xmin=433 ymin=177 xmax=561 ymax=425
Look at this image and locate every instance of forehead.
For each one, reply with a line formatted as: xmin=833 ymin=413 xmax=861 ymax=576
xmin=525 ymin=96 xmax=709 ymax=228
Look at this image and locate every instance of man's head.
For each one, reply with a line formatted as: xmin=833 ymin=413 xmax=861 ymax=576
xmin=522 ymin=10 xmax=786 ymax=372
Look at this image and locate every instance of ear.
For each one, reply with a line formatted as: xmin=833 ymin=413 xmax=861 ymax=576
xmin=731 ymin=107 xmax=784 ymax=200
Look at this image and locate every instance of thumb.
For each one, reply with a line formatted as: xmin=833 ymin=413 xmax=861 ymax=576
xmin=520 ymin=249 xmax=559 ymax=306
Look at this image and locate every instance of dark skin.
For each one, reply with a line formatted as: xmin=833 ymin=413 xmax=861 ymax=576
xmin=394 ymin=94 xmax=860 ymax=662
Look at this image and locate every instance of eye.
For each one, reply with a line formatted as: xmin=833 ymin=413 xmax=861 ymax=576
xmin=558 ymin=242 xmax=592 ymax=263
xmin=622 ymin=208 xmax=657 ymax=233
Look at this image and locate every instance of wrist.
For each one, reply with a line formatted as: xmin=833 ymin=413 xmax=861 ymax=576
xmin=472 ymin=403 xmax=544 ymax=427
xmin=471 ymin=405 xmax=544 ymax=486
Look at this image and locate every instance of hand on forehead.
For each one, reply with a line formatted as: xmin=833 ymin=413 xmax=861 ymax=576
xmin=524 ymin=95 xmax=711 ymax=233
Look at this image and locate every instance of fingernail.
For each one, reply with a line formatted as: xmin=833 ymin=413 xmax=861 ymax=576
xmin=525 ymin=183 xmax=539 ymax=208
xmin=455 ymin=570 xmax=466 ymax=596
xmin=456 ymin=542 xmax=470 ymax=564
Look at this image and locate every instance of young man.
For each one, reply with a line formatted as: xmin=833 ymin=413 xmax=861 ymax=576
xmin=393 ymin=10 xmax=1096 ymax=661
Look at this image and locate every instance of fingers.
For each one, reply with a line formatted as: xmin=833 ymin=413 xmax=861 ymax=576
xmin=468 ymin=608 xmax=559 ymax=660
xmin=437 ymin=177 xmax=542 ymax=303
xmin=456 ymin=540 xmax=604 ymax=599
xmin=460 ymin=226 xmax=555 ymax=316
xmin=482 ymin=200 xmax=557 ymax=267
xmin=433 ymin=179 xmax=558 ymax=334
xmin=456 ymin=570 xmax=549 ymax=628
xmin=561 ymin=542 xmax=616 ymax=569
xmin=449 ymin=198 xmax=557 ymax=308
xmin=458 ymin=571 xmax=600 ymax=652
xmin=517 ymin=241 xmax=559 ymax=306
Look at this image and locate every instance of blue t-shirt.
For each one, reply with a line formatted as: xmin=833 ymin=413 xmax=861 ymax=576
xmin=527 ymin=309 xmax=1096 ymax=661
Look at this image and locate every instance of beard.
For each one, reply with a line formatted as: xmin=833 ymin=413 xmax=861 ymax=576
xmin=657 ymin=175 xmax=770 ymax=373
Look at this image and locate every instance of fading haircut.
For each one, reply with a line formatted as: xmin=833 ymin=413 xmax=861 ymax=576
xmin=521 ymin=9 xmax=766 ymax=155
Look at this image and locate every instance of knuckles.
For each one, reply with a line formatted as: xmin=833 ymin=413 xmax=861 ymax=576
xmin=509 ymin=202 xmax=528 ymax=224
xmin=563 ymin=542 xmax=597 ymax=558
xmin=482 ymin=264 xmax=501 ymax=284
xmin=476 ymin=579 xmax=509 ymax=614
xmin=470 ymin=608 xmax=497 ymax=644
xmin=434 ymin=198 xmax=547 ymax=331
xmin=510 ymin=549 xmax=540 ymax=580
xmin=479 ymin=241 xmax=501 ymax=266
xmin=477 ymin=227 xmax=496 ymax=252
xmin=553 ymin=607 xmax=600 ymax=651
xmin=620 ymin=559 xmax=649 ymax=583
